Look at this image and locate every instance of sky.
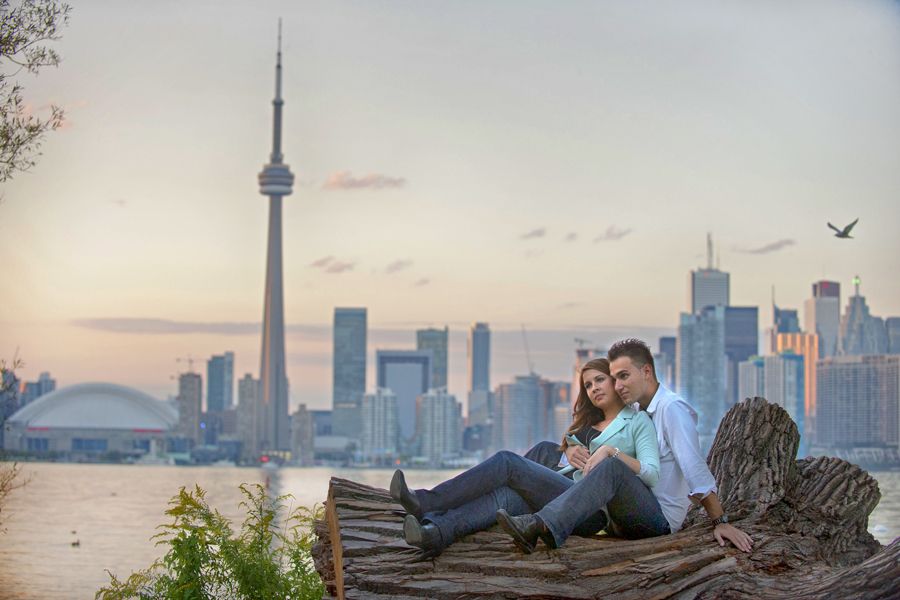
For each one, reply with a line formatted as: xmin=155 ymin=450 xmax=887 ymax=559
xmin=2 ymin=0 xmax=900 ymax=411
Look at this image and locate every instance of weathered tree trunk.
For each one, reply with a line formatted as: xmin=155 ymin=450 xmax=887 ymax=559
xmin=312 ymin=398 xmax=898 ymax=599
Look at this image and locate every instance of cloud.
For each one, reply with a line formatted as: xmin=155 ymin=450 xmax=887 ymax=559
xmin=736 ymin=239 xmax=796 ymax=255
xmin=309 ymin=256 xmax=334 ymax=268
xmin=385 ymin=259 xmax=413 ymax=274
xmin=557 ymin=302 xmax=584 ymax=310
xmin=524 ymin=249 xmax=543 ymax=259
xmin=325 ymin=260 xmax=355 ymax=274
xmin=520 ymin=228 xmax=546 ymax=240
xmin=308 ymin=255 xmax=355 ymax=273
xmin=413 ymin=278 xmax=430 ymax=287
xmin=593 ymin=226 xmax=633 ymax=242
xmin=71 ymin=318 xmax=330 ymax=336
xmin=322 ymin=171 xmax=406 ymax=190
xmin=110 ymin=198 xmax=127 ymax=208
xmin=564 ymin=232 xmax=578 ymax=242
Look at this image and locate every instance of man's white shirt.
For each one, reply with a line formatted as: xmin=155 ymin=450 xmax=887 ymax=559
xmin=642 ymin=384 xmax=717 ymax=532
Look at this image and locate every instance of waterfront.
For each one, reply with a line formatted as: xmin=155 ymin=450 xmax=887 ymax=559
xmin=0 ymin=462 xmax=897 ymax=599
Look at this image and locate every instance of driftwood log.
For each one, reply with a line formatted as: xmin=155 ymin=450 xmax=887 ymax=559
xmin=312 ymin=398 xmax=899 ymax=599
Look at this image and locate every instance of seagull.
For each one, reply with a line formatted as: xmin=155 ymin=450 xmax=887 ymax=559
xmin=827 ymin=218 xmax=858 ymax=239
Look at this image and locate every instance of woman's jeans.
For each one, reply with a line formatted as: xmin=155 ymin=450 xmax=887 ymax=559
xmin=415 ymin=450 xmax=669 ymax=550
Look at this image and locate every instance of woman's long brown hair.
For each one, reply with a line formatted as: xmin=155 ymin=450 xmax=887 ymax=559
xmin=559 ymin=357 xmax=612 ymax=451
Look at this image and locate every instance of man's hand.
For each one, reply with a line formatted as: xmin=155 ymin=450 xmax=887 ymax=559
xmin=564 ymin=444 xmax=590 ymax=470
xmin=713 ymin=523 xmax=753 ymax=553
xmin=582 ymin=445 xmax=613 ymax=477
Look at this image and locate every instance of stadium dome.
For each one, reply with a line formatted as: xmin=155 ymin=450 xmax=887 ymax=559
xmin=9 ymin=382 xmax=177 ymax=430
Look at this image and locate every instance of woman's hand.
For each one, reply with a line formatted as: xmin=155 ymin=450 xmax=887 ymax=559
xmin=582 ymin=445 xmax=615 ymax=477
xmin=565 ymin=444 xmax=590 ymax=470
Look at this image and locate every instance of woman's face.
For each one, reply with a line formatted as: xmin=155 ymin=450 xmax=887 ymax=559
xmin=582 ymin=368 xmax=622 ymax=412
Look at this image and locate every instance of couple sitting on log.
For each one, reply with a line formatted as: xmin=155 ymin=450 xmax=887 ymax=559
xmin=390 ymin=338 xmax=754 ymax=557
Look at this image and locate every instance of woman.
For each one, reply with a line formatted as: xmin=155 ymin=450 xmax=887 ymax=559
xmin=392 ymin=358 xmax=669 ymax=557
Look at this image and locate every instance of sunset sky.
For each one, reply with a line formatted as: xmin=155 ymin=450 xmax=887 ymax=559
xmin=2 ymin=0 xmax=899 ymax=410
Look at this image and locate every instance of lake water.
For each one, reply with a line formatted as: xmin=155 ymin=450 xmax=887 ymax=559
xmin=0 ymin=462 xmax=897 ymax=599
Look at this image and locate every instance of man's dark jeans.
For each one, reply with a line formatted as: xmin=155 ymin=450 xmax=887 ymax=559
xmin=415 ymin=450 xmax=668 ymax=550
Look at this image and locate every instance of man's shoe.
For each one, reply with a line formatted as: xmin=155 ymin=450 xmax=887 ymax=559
xmin=403 ymin=514 xmax=444 ymax=558
xmin=496 ymin=509 xmax=557 ymax=554
xmin=390 ymin=469 xmax=423 ymax=520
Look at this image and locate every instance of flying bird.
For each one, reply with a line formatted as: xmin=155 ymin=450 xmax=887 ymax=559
xmin=827 ymin=218 xmax=858 ymax=239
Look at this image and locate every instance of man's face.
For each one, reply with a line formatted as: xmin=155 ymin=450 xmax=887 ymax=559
xmin=610 ymin=356 xmax=652 ymax=406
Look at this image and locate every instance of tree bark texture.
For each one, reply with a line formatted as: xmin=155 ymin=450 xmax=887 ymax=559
xmin=312 ymin=398 xmax=898 ymax=599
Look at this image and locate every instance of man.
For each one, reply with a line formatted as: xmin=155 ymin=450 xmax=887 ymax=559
xmin=607 ymin=338 xmax=752 ymax=552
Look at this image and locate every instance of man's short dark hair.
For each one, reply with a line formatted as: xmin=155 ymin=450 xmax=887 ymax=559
xmin=608 ymin=338 xmax=656 ymax=375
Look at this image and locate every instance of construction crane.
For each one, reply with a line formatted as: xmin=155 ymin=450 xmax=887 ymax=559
xmin=175 ymin=355 xmax=196 ymax=374
xmin=521 ymin=324 xmax=536 ymax=376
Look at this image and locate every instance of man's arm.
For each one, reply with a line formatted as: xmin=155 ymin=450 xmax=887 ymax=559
xmin=696 ymin=492 xmax=754 ymax=552
xmin=664 ymin=400 xmax=753 ymax=552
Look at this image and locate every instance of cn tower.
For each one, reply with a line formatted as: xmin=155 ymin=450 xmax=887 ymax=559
xmin=256 ymin=21 xmax=294 ymax=453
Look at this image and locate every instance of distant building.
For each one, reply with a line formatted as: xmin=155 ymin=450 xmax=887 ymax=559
xmin=376 ymin=350 xmax=432 ymax=444
xmin=656 ymin=336 xmax=677 ymax=388
xmin=237 ymin=373 xmax=259 ymax=463
xmin=19 ymin=372 xmax=56 ymax=406
xmin=418 ymin=388 xmax=462 ymax=467
xmin=417 ymin=327 xmax=449 ymax=390
xmin=493 ymin=374 xmax=542 ymax=454
xmin=539 ymin=379 xmax=571 ymax=443
xmin=0 ymin=369 xmax=21 ymax=448
xmin=176 ymin=372 xmax=202 ymax=447
xmin=311 ymin=410 xmax=332 ymax=436
xmin=206 ymin=352 xmax=234 ymax=412
xmin=332 ymin=307 xmax=367 ymax=438
xmin=469 ymin=323 xmax=491 ymax=393
xmin=360 ymin=388 xmax=399 ymax=463
xmin=840 ymin=276 xmax=888 ymax=356
xmin=766 ymin=303 xmax=801 ymax=354
xmin=773 ymin=333 xmax=819 ymax=447
xmin=689 ymin=234 xmax=729 ymax=314
xmin=3 ymin=383 xmax=177 ymax=458
xmin=678 ymin=305 xmax=726 ymax=452
xmin=738 ymin=356 xmax=765 ymax=399
xmin=816 ymin=355 xmax=899 ymax=451
xmin=804 ymin=280 xmax=840 ymax=358
xmin=887 ymin=317 xmax=900 ymax=354
xmin=291 ymin=404 xmax=315 ymax=466
xmin=724 ymin=306 xmax=759 ymax=407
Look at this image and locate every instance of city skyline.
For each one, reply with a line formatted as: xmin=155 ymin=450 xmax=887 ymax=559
xmin=3 ymin=1 xmax=900 ymax=411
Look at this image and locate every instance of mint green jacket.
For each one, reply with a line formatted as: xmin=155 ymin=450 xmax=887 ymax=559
xmin=571 ymin=406 xmax=660 ymax=487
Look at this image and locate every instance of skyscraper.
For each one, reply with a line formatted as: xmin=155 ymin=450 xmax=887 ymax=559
xmin=256 ymin=25 xmax=294 ymax=453
xmin=332 ymin=308 xmax=367 ymax=437
xmin=887 ymin=317 xmax=900 ymax=354
xmin=817 ymin=355 xmax=899 ymax=450
xmin=237 ymin=373 xmax=259 ymax=462
xmin=656 ymin=336 xmax=676 ymax=388
xmin=773 ymin=332 xmax=819 ymax=448
xmin=360 ymin=388 xmax=399 ymax=463
xmin=417 ymin=327 xmax=449 ymax=390
xmin=177 ymin=372 xmax=203 ymax=447
xmin=418 ymin=388 xmax=462 ymax=467
xmin=469 ymin=323 xmax=491 ymax=392
xmin=804 ymin=280 xmax=840 ymax=358
xmin=19 ymin=372 xmax=56 ymax=406
xmin=376 ymin=350 xmax=432 ymax=442
xmin=677 ymin=305 xmax=726 ymax=452
xmin=467 ymin=323 xmax=492 ymax=429
xmin=493 ymin=374 xmax=542 ymax=454
xmin=206 ymin=352 xmax=234 ymax=412
xmin=724 ymin=306 xmax=759 ymax=407
xmin=689 ymin=233 xmax=729 ymax=314
xmin=839 ymin=276 xmax=888 ymax=356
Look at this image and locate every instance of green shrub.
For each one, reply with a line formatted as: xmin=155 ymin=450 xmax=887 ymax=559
xmin=96 ymin=483 xmax=325 ymax=600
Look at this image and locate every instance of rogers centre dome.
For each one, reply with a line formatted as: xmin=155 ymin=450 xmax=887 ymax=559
xmin=3 ymin=382 xmax=178 ymax=457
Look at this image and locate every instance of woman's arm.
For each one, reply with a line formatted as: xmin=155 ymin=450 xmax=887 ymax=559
xmin=582 ymin=413 xmax=660 ymax=487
